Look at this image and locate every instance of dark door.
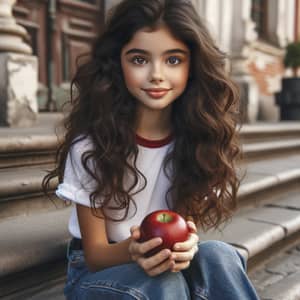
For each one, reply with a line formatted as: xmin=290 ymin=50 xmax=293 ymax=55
xmin=14 ymin=0 xmax=105 ymax=111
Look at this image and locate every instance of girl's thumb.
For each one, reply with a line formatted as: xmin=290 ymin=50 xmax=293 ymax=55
xmin=130 ymin=225 xmax=140 ymax=239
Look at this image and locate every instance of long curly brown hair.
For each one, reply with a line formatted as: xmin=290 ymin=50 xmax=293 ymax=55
xmin=43 ymin=0 xmax=241 ymax=231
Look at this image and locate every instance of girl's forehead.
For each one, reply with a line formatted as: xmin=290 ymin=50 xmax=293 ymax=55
xmin=122 ymin=25 xmax=189 ymax=54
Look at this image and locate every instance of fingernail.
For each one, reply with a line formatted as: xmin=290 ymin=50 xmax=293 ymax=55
xmin=156 ymin=238 xmax=162 ymax=244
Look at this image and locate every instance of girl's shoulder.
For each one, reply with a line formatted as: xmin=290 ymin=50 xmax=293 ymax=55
xmin=69 ymin=134 xmax=95 ymax=157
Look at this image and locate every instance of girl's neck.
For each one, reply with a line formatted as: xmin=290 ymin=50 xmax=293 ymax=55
xmin=134 ymin=105 xmax=173 ymax=140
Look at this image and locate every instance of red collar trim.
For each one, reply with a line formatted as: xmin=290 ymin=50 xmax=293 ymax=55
xmin=136 ymin=133 xmax=174 ymax=148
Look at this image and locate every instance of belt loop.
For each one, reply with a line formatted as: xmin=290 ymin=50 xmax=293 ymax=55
xmin=66 ymin=239 xmax=72 ymax=259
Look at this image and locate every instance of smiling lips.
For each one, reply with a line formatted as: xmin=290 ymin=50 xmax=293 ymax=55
xmin=142 ymin=88 xmax=171 ymax=99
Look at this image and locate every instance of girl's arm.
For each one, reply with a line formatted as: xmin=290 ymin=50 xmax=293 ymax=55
xmin=76 ymin=204 xmax=131 ymax=271
xmin=76 ymin=204 xmax=174 ymax=274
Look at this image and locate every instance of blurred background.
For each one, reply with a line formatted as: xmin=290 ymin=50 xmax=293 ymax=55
xmin=1 ymin=0 xmax=300 ymax=127
xmin=0 ymin=1 xmax=300 ymax=300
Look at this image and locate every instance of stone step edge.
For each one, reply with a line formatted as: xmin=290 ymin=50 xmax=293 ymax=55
xmin=1 ymin=124 xmax=300 ymax=153
xmin=240 ymin=122 xmax=300 ymax=135
xmin=1 ymin=163 xmax=299 ymax=202
xmin=1 ymin=138 xmax=300 ymax=160
xmin=238 ymin=168 xmax=300 ymax=198
xmin=0 ymin=172 xmax=57 ymax=200
xmin=1 ymin=193 xmax=300 ymax=278
xmin=0 ymin=135 xmax=61 ymax=153
xmin=206 ymin=206 xmax=300 ymax=271
xmin=0 ymin=208 xmax=71 ymax=279
xmin=257 ymin=270 xmax=300 ymax=300
xmin=242 ymin=140 xmax=300 ymax=157
xmin=232 ymin=216 xmax=300 ymax=262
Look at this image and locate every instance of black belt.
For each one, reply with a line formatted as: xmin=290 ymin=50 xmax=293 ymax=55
xmin=69 ymin=238 xmax=116 ymax=252
xmin=69 ymin=237 xmax=83 ymax=251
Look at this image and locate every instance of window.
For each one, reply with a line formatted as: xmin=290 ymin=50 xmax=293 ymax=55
xmin=251 ymin=0 xmax=268 ymax=39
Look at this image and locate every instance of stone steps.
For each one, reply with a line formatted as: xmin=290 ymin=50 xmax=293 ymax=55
xmin=242 ymin=139 xmax=300 ymax=162
xmin=1 ymin=135 xmax=299 ymax=168
xmin=0 ymin=113 xmax=62 ymax=169
xmin=0 ymin=154 xmax=300 ymax=299
xmin=199 ymin=157 xmax=300 ymax=300
xmin=0 ymin=136 xmax=57 ymax=169
xmin=0 ymin=116 xmax=299 ymax=299
xmin=240 ymin=122 xmax=300 ymax=143
xmin=0 ymin=208 xmax=70 ymax=299
xmin=0 ymin=164 xmax=62 ymax=220
xmin=0 ymin=117 xmax=299 ymax=170
xmin=249 ymin=244 xmax=300 ymax=300
xmin=0 ymin=124 xmax=300 ymax=219
xmin=0 ymin=152 xmax=299 ymax=221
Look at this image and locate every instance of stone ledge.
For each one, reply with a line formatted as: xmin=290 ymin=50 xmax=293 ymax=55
xmin=241 ymin=122 xmax=300 ymax=134
xmin=0 ymin=166 xmax=57 ymax=199
xmin=259 ymin=271 xmax=300 ymax=300
xmin=0 ymin=208 xmax=71 ymax=278
xmin=200 ymin=196 xmax=300 ymax=258
xmin=200 ymin=217 xmax=285 ymax=258
xmin=1 ymin=154 xmax=299 ymax=201
xmin=0 ymin=135 xmax=59 ymax=153
xmin=238 ymin=169 xmax=300 ymax=198
xmin=242 ymin=139 xmax=300 ymax=156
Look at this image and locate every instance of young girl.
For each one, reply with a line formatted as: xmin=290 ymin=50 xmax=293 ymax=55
xmin=43 ymin=0 xmax=260 ymax=299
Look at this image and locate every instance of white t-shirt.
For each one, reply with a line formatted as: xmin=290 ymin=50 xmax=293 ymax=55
xmin=56 ymin=135 xmax=174 ymax=242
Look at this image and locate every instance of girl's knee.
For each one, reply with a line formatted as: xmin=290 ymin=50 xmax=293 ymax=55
xmin=155 ymin=271 xmax=190 ymax=292
xmin=197 ymin=240 xmax=245 ymax=269
xmin=198 ymin=240 xmax=236 ymax=255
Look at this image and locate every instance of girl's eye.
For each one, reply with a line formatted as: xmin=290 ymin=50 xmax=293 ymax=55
xmin=132 ymin=56 xmax=147 ymax=65
xmin=167 ymin=56 xmax=181 ymax=65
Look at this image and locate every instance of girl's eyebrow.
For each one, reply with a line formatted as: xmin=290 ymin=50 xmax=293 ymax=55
xmin=125 ymin=48 xmax=189 ymax=56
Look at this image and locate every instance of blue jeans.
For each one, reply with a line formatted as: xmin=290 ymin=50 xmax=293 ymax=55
xmin=64 ymin=240 xmax=260 ymax=299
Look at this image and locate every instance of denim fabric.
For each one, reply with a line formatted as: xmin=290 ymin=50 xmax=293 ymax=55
xmin=64 ymin=240 xmax=260 ymax=300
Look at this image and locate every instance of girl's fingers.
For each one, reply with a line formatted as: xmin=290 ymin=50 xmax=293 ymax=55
xmin=137 ymin=248 xmax=172 ymax=272
xmin=130 ymin=226 xmax=140 ymax=240
xmin=171 ymin=252 xmax=193 ymax=262
xmin=171 ymin=244 xmax=198 ymax=262
xmin=139 ymin=238 xmax=163 ymax=255
xmin=131 ymin=237 xmax=163 ymax=256
xmin=173 ymin=233 xmax=199 ymax=252
xmin=171 ymin=260 xmax=191 ymax=272
xmin=147 ymin=257 xmax=175 ymax=277
xmin=187 ymin=220 xmax=197 ymax=233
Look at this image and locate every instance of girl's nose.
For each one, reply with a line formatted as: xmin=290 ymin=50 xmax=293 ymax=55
xmin=149 ymin=63 xmax=164 ymax=82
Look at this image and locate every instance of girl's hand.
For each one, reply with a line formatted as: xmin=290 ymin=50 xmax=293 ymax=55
xmin=170 ymin=220 xmax=199 ymax=272
xmin=128 ymin=226 xmax=175 ymax=277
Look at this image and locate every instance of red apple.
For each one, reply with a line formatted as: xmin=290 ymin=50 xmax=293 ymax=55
xmin=139 ymin=210 xmax=189 ymax=256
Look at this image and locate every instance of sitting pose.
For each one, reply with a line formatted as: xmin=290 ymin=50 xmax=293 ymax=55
xmin=43 ymin=0 xmax=260 ymax=299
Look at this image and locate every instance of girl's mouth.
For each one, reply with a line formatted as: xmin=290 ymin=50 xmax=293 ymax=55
xmin=142 ymin=89 xmax=171 ymax=99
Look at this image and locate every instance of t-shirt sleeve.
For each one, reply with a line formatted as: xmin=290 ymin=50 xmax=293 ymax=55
xmin=55 ymin=137 xmax=98 ymax=207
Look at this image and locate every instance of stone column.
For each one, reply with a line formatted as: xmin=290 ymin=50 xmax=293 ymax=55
xmin=0 ymin=0 xmax=38 ymax=127
xmin=267 ymin=0 xmax=295 ymax=48
xmin=230 ymin=0 xmax=259 ymax=123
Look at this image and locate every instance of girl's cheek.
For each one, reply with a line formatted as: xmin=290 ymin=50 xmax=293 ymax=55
xmin=124 ymin=67 xmax=148 ymax=86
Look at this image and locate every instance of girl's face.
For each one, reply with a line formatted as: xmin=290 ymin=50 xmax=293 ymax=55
xmin=121 ymin=25 xmax=190 ymax=112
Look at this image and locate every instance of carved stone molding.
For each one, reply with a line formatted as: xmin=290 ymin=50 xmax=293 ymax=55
xmin=0 ymin=0 xmax=31 ymax=54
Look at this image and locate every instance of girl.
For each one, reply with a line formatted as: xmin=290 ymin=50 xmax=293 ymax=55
xmin=43 ymin=0 xmax=260 ymax=299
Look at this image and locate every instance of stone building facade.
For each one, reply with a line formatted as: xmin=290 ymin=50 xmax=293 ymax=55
xmin=1 ymin=0 xmax=299 ymax=124
xmin=191 ymin=0 xmax=298 ymax=122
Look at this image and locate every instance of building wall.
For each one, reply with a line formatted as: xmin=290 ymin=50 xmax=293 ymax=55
xmin=9 ymin=0 xmax=296 ymax=119
xmin=192 ymin=0 xmax=296 ymax=122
